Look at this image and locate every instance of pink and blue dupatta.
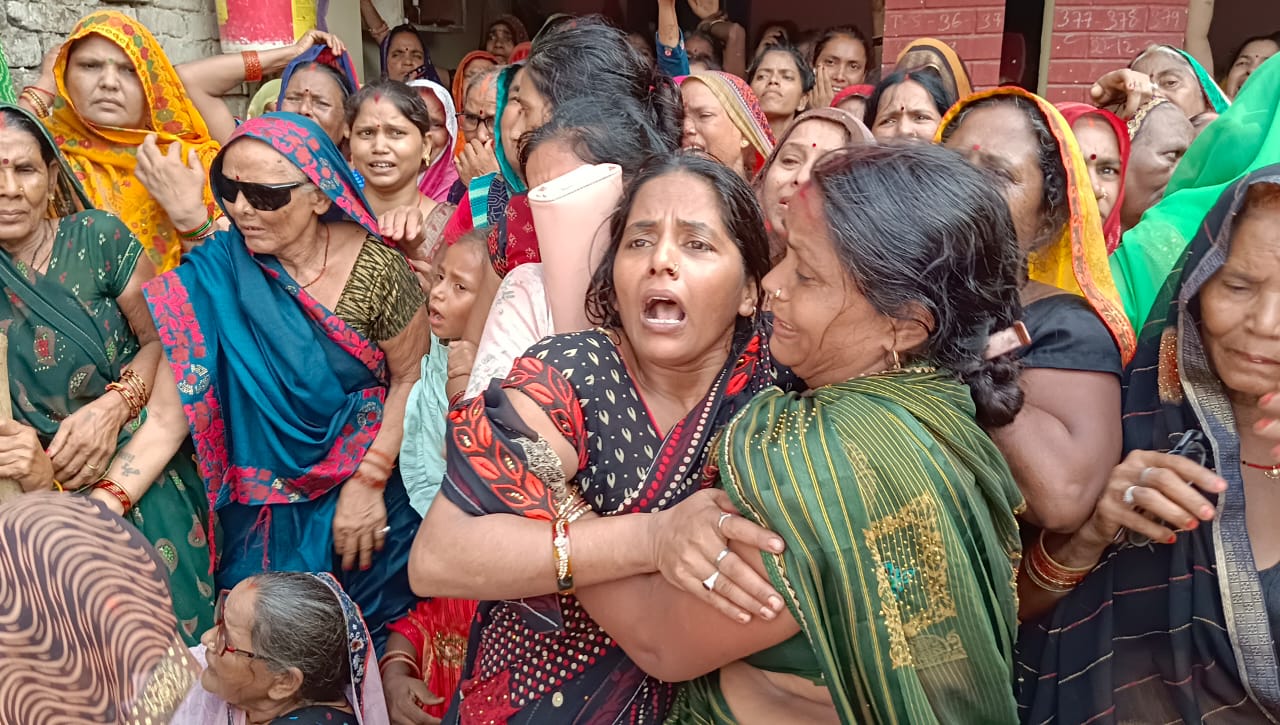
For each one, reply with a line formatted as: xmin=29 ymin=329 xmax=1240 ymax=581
xmin=144 ymin=113 xmax=387 ymax=552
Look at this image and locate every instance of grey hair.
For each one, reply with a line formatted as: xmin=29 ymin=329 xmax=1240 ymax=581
xmin=464 ymin=67 xmax=502 ymax=105
xmin=249 ymin=572 xmax=352 ymax=702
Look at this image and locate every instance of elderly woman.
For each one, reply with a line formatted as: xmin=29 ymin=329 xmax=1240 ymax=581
xmin=753 ymin=107 xmax=873 ymax=262
xmin=679 ymin=71 xmax=776 ymax=179
xmin=277 ymin=46 xmax=362 ymax=146
xmin=1057 ymin=103 xmax=1130 ymax=253
xmin=1016 ymin=165 xmax=1280 ymax=724
xmin=483 ymin=14 xmax=529 ymax=64
xmin=748 ymin=44 xmax=815 ymax=140
xmin=576 ymin=142 xmax=1028 ymax=725
xmin=864 ymin=66 xmax=955 ymax=143
xmin=412 ymin=152 xmax=794 ymax=722
xmin=1120 ymin=98 xmax=1195 ymax=233
xmin=0 ymin=103 xmax=213 ymax=643
xmin=177 ymin=571 xmax=390 ymax=724
xmin=939 ymin=88 xmax=1137 ymax=534
xmin=20 ymin=11 xmax=221 ymax=273
xmin=175 ymin=30 xmax=350 ymax=144
xmin=93 ymin=113 xmax=427 ymax=647
xmin=0 ymin=493 xmax=200 ymax=724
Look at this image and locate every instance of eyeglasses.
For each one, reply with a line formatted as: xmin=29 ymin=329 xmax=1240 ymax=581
xmin=216 ymin=173 xmax=306 ymax=212
xmin=459 ymin=112 xmax=496 ymax=133
xmin=213 ymin=589 xmax=261 ymax=660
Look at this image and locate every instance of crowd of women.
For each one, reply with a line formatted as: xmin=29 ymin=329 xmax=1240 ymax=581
xmin=0 ymin=3 xmax=1279 ymax=724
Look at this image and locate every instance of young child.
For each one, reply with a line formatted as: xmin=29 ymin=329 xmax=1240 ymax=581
xmin=386 ymin=231 xmax=489 ymax=723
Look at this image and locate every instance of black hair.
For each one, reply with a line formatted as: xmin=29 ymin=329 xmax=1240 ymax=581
xmin=811 ymin=25 xmax=870 ymax=67
xmin=0 ymin=107 xmax=57 ymax=165
xmin=686 ymin=30 xmax=724 ymax=67
xmin=344 ymin=79 xmax=432 ymax=134
xmin=754 ymin=20 xmax=800 ymax=50
xmin=518 ymin=96 xmax=677 ymax=180
xmin=940 ymin=94 xmax=1070 ymax=249
xmin=525 ymin=15 xmax=684 ymax=150
xmin=586 ymin=151 xmax=770 ymax=329
xmin=293 ymin=61 xmax=353 ymax=99
xmin=747 ymin=44 xmax=816 ymax=94
xmin=1224 ymin=32 xmax=1280 ymax=73
xmin=810 ymin=143 xmax=1025 ymax=426
xmin=863 ymin=66 xmax=955 ymax=128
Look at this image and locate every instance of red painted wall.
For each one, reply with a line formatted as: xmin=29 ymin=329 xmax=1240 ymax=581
xmin=1045 ymin=0 xmax=1188 ymax=102
xmin=881 ymin=0 xmax=1007 ymax=88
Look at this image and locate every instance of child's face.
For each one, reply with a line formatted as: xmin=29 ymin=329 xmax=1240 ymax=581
xmin=429 ymin=242 xmax=485 ymax=340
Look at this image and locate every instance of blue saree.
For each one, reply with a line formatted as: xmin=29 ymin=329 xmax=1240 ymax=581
xmin=143 ymin=113 xmax=418 ymax=648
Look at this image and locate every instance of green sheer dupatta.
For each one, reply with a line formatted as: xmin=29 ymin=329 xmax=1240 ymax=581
xmin=717 ymin=372 xmax=1022 ymax=724
xmin=1112 ymin=53 xmax=1280 ymax=333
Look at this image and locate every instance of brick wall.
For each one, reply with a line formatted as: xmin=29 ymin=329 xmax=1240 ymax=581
xmin=3 ymin=0 xmax=221 ymax=94
xmin=1044 ymin=0 xmax=1188 ymax=102
xmin=881 ymin=0 xmax=1006 ymax=88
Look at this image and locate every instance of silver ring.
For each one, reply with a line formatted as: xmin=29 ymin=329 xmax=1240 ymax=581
xmin=717 ymin=512 xmax=732 ymax=531
xmin=701 ymin=571 xmax=720 ymax=591
xmin=1122 ymin=485 xmax=1139 ymax=506
xmin=715 ymin=547 xmax=730 ymax=566
xmin=1139 ymin=466 xmax=1157 ymax=484
xmin=378 ymin=526 xmax=391 ymax=535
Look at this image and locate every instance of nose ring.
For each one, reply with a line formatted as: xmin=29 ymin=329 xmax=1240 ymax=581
xmin=773 ymin=288 xmax=782 ymax=300
xmin=667 ymin=263 xmax=680 ymax=276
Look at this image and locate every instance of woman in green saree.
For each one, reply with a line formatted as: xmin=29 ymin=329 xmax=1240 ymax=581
xmin=570 ymin=143 xmax=1028 ymax=724
xmin=0 ymin=103 xmax=213 ymax=644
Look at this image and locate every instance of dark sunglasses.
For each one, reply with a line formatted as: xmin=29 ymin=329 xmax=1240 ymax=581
xmin=216 ymin=173 xmax=306 ymax=212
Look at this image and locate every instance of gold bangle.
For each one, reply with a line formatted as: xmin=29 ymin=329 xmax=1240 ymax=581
xmin=552 ymin=518 xmax=574 ymax=594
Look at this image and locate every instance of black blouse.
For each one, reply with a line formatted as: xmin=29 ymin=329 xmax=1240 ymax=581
xmin=1016 ymin=294 xmax=1123 ymax=376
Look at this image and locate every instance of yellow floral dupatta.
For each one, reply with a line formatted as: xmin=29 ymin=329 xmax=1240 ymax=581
xmin=45 ymin=11 xmax=220 ymax=272
xmin=937 ymin=87 xmax=1137 ymax=365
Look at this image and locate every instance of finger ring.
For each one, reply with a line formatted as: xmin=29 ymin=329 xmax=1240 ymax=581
xmin=1139 ymin=467 xmax=1156 ymax=484
xmin=701 ymin=571 xmax=720 ymax=591
xmin=715 ymin=547 xmax=730 ymax=566
xmin=85 ymin=462 xmax=100 ymax=472
xmin=378 ymin=526 xmax=391 ymax=535
xmin=1122 ymin=485 xmax=1139 ymax=506
xmin=716 ymin=512 xmax=732 ymax=531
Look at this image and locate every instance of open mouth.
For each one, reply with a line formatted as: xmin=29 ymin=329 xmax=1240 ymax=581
xmin=366 ymin=161 xmax=396 ymax=171
xmin=643 ymin=295 xmax=687 ymax=326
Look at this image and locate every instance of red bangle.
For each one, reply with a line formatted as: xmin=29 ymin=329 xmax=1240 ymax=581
xmin=242 ymin=50 xmax=263 ymax=82
xmin=94 ymin=479 xmax=133 ymax=514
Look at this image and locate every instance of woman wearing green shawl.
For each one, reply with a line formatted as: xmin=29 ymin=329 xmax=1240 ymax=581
xmin=1111 ymin=53 xmax=1280 ymax=333
xmin=574 ymin=143 xmax=1027 ymax=724
xmin=1130 ymin=44 xmax=1231 ymax=121
xmin=0 ymin=104 xmax=213 ymax=644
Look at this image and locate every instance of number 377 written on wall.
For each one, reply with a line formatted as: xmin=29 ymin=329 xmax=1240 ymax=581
xmin=1055 ymin=8 xmax=1143 ymax=33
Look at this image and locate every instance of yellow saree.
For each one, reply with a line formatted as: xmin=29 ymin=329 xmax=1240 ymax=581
xmin=45 ymin=11 xmax=220 ymax=272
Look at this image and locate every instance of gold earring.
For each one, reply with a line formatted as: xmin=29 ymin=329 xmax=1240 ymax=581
xmin=740 ymin=138 xmax=750 ymax=148
xmin=890 ymin=349 xmax=901 ymax=371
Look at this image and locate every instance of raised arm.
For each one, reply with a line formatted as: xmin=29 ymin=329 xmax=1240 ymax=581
xmin=1184 ymin=0 xmax=1215 ymax=79
xmin=175 ymin=30 xmax=348 ymax=143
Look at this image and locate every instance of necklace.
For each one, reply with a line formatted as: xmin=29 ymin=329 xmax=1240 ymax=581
xmin=1242 ymin=460 xmax=1280 ymax=480
xmin=298 ymin=225 xmax=331 ymax=289
xmin=23 ymin=220 xmax=53 ymax=274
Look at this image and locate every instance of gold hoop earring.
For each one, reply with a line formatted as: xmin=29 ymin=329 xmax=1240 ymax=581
xmin=890 ymin=349 xmax=901 ymax=371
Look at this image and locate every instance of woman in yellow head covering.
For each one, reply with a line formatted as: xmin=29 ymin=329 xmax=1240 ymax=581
xmin=33 ymin=11 xmax=220 ymax=272
xmin=896 ymin=37 xmax=974 ymax=102
xmin=936 ymin=87 xmax=1136 ymax=539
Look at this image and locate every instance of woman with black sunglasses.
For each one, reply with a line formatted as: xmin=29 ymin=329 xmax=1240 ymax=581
xmin=95 ymin=111 xmax=429 ymax=652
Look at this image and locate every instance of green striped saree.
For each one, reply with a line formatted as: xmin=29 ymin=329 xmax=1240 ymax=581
xmin=673 ymin=371 xmax=1023 ymax=724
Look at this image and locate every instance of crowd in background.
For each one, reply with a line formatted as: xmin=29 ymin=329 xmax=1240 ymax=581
xmin=0 ymin=1 xmax=1279 ymax=723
